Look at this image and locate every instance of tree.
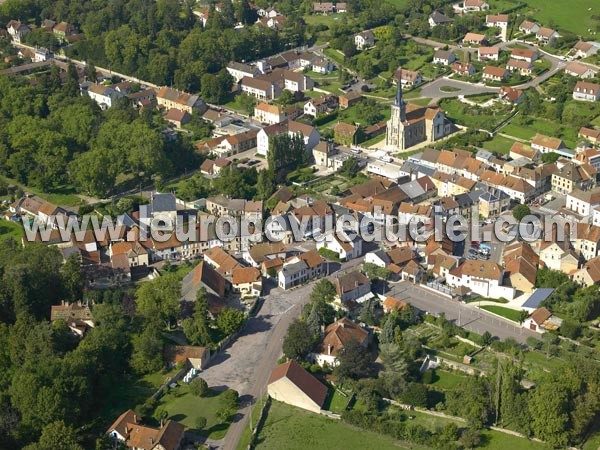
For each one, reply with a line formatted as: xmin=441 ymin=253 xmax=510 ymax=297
xmin=310 ymin=280 xmax=337 ymax=304
xmin=512 ymin=204 xmax=531 ymax=221
xmin=338 ymin=156 xmax=361 ymax=178
xmin=61 ymin=254 xmax=84 ymax=302
xmin=190 ymin=377 xmax=209 ymax=397
xmin=378 ymin=342 xmax=408 ymax=376
xmin=216 ymin=308 xmax=245 ymax=336
xmin=238 ymin=93 xmax=257 ymax=115
xmin=276 ymin=89 xmax=295 ymax=106
xmin=459 ymin=427 xmax=481 ymax=450
xmin=528 ymin=382 xmax=569 ymax=447
xmin=306 ymin=303 xmax=322 ymax=338
xmin=267 ymin=133 xmax=307 ymax=177
xmin=135 ymin=273 xmax=181 ymax=328
xmin=380 ymin=314 xmax=396 ymax=344
xmin=195 ymin=416 xmax=207 ymax=430
xmin=182 ymin=288 xmax=212 ymax=346
xmin=400 ymin=382 xmax=428 ymax=407
xmin=256 ymin=169 xmax=276 ymax=200
xmin=131 ymin=325 xmax=164 ymax=374
xmin=335 ymin=338 xmax=373 ymax=380
xmin=23 ymin=421 xmax=84 ymax=450
xmin=482 ymin=331 xmax=493 ymax=346
xmin=282 ymin=320 xmax=315 ymax=361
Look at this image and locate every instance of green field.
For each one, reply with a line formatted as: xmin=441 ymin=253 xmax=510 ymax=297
xmin=501 ymin=116 xmax=581 ymax=148
xmin=255 ymin=401 xmax=428 ymax=450
xmin=0 ymin=220 xmax=23 ymax=241
xmin=518 ymin=0 xmax=599 ymax=38
xmin=429 ymin=369 xmax=470 ymax=390
xmin=156 ymin=385 xmax=233 ymax=439
xmin=480 ymin=305 xmax=522 ymax=322
xmin=482 ymin=135 xmax=517 ymax=154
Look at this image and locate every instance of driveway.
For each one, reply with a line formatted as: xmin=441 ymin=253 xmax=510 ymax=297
xmin=387 ymin=281 xmax=539 ymax=343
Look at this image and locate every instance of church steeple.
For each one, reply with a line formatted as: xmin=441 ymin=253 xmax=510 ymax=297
xmin=394 ymin=70 xmax=407 ymax=121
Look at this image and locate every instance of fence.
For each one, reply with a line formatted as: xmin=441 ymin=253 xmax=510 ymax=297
xmin=248 ymin=396 xmax=272 ymax=449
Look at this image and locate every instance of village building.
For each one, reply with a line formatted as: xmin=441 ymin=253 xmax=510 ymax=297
xmin=311 ymin=317 xmax=369 ymax=367
xmin=565 ymin=62 xmax=598 ymax=79
xmin=433 ymin=50 xmax=456 ymax=66
xmin=156 ymin=87 xmax=206 ymax=114
xmin=482 ymin=66 xmax=508 ymax=82
xmin=573 ymin=81 xmax=600 ymax=102
xmin=267 ymin=360 xmax=328 ymax=414
xmin=354 ymin=30 xmax=375 ymax=50
xmin=107 ymin=410 xmax=185 ymax=450
xmin=429 ymin=10 xmax=453 ymax=27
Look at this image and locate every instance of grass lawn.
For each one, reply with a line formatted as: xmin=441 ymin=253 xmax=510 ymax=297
xmin=501 ymin=116 xmax=581 ymax=148
xmin=98 ymin=374 xmax=156 ymax=429
xmin=480 ymin=305 xmax=521 ymax=322
xmin=0 ymin=220 xmax=23 ymax=241
xmin=518 ymin=0 xmax=599 ymax=37
xmin=583 ymin=430 xmax=600 ymax=450
xmin=361 ymin=133 xmax=386 ymax=147
xmin=482 ymin=135 xmax=517 ymax=154
xmin=323 ymin=48 xmax=346 ymax=66
xmin=409 ymin=97 xmax=432 ymax=107
xmin=382 ymin=0 xmax=408 ymax=7
xmin=156 ymin=385 xmax=232 ymax=439
xmin=439 ymin=98 xmax=513 ymax=131
xmin=0 ymin=175 xmax=83 ymax=206
xmin=439 ymin=86 xmax=461 ymax=93
xmin=255 ymin=400 xmax=429 ymax=450
xmin=322 ymin=389 xmax=351 ymax=414
xmin=303 ymin=13 xmax=345 ymax=28
xmin=429 ymin=369 xmax=470 ymax=390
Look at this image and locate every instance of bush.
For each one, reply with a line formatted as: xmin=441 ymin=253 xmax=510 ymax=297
xmin=195 ymin=416 xmax=207 ymax=430
xmin=399 ymin=383 xmax=428 ymax=407
xmin=421 ymin=370 xmax=434 ymax=384
xmin=526 ymin=336 xmax=542 ymax=350
xmin=189 ymin=377 xmax=209 ymax=397
xmin=560 ymin=318 xmax=581 ymax=340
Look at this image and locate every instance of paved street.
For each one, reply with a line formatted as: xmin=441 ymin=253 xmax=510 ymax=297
xmin=388 ymin=281 xmax=539 ymax=343
xmin=419 ymin=77 xmax=499 ymax=99
xmin=201 ymin=258 xmax=362 ymax=450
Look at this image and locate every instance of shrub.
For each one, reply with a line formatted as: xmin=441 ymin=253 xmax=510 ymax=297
xmin=189 ymin=377 xmax=209 ymax=397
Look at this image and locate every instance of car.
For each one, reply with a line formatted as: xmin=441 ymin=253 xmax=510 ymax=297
xmin=351 ymin=148 xmax=362 ymax=154
xmin=380 ymin=155 xmax=393 ymax=163
xmin=471 ymin=241 xmax=480 ymax=248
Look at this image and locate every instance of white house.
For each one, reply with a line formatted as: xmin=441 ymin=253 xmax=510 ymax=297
xmin=254 ymin=102 xmax=285 ymax=125
xmin=311 ymin=318 xmax=369 ymax=367
xmin=433 ymin=50 xmax=456 ymax=65
xmin=573 ymin=41 xmax=599 ymax=59
xmin=486 ymin=14 xmax=508 ymax=28
xmin=256 ymin=120 xmax=320 ymax=156
xmin=34 ymin=47 xmax=51 ymax=62
xmin=277 ymin=250 xmax=325 ymax=290
xmin=267 ymin=360 xmax=327 ymax=414
xmin=519 ymin=20 xmax=539 ymax=34
xmin=226 ymin=61 xmax=261 ymax=83
xmin=566 ymin=188 xmax=600 ymax=217
xmin=354 ymin=30 xmax=375 ymax=50
xmin=536 ymin=27 xmax=559 ymax=44
xmin=364 ymin=249 xmax=391 ymax=268
xmin=461 ymin=0 xmax=490 ymax=12
xmin=429 ymin=10 xmax=453 ymax=27
xmin=573 ymin=81 xmax=600 ymax=102
xmin=333 ymin=271 xmax=372 ymax=304
xmin=447 ymin=260 xmax=514 ymax=299
xmin=85 ymin=83 xmax=124 ymax=109
xmin=316 ymin=233 xmax=363 ymax=261
xmin=478 ymin=46 xmax=500 ymax=61
xmin=240 ymin=77 xmax=281 ymax=100
xmin=6 ymin=20 xmax=30 ymax=43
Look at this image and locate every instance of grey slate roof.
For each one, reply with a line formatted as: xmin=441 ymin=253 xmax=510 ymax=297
xmin=522 ymin=288 xmax=555 ymax=309
xmin=152 ymin=193 xmax=177 ymax=212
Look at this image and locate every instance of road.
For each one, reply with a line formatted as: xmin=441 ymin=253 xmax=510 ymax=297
xmin=201 ymin=258 xmax=362 ymax=450
xmin=388 ymin=281 xmax=539 ymax=343
xmin=419 ymin=77 xmax=499 ymax=99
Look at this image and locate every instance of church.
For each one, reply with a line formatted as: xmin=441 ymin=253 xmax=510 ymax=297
xmin=386 ymin=79 xmax=453 ymax=150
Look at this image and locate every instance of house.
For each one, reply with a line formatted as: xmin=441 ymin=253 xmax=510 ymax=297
xmin=478 ymin=46 xmax=500 ymax=61
xmin=312 ymin=141 xmax=336 ymax=167
xmin=192 ymin=261 xmax=230 ymax=298
xmin=354 ymin=30 xmax=375 ymax=50
xmin=573 ymin=255 xmax=600 ymax=286
xmin=333 ymin=122 xmax=359 ymax=146
xmin=506 ymin=58 xmax=533 ymax=75
xmin=333 ymin=271 xmax=372 ymax=304
xmin=50 ymin=301 xmax=95 ymax=337
xmin=462 ymin=0 xmax=489 ymax=12
xmin=278 ymin=250 xmax=325 ymax=290
xmin=52 ymin=21 xmax=77 ymax=41
xmin=566 ymin=188 xmax=600 ymax=217
xmin=536 ymin=27 xmax=559 ymax=44
xmin=579 ymin=127 xmax=600 ymax=145
xmin=519 ymin=20 xmax=539 ymax=34
xmin=85 ymin=83 xmax=124 ymax=109
xmin=257 ymin=6 xmax=280 ymax=17
xmin=200 ymin=158 xmax=231 ymax=176
xmin=339 ymin=91 xmax=363 ymax=109
xmin=565 ymin=62 xmax=598 ymax=79
xmin=107 ymin=410 xmax=185 ymax=450
xmin=226 ymin=61 xmax=260 ymax=83
xmin=575 ymin=148 xmax=600 ymax=172
xmin=231 ymin=266 xmax=262 ymax=297
xmin=317 ymin=233 xmax=363 ymax=261
xmin=453 ymin=62 xmax=476 ymax=76
xmin=503 ymin=242 xmax=539 ymax=293
xmin=156 ymin=87 xmax=206 ymax=114
xmin=531 ymin=133 xmax=565 ymax=154
xmin=499 ymin=86 xmax=525 ymax=104
xmin=486 ymin=14 xmax=508 ymax=28
xmin=256 ymin=120 xmax=320 ymax=156
xmin=573 ymin=81 xmax=600 ymax=102
xmin=524 ymin=307 xmax=562 ymax=332
xmin=312 ymin=318 xmax=369 ymax=367
xmin=164 ymin=108 xmax=191 ymax=128
xmin=551 ymin=162 xmax=596 ymax=195
xmin=575 ymin=223 xmax=600 ymax=261
xmin=313 ymin=2 xmax=334 ymax=13
xmin=382 ymin=296 xmax=408 ymax=313
xmin=257 ymin=15 xmax=287 ymax=30
xmin=243 ymin=241 xmax=287 ymax=267
xmin=482 ymin=66 xmax=508 ymax=82
xmin=205 ymin=196 xmax=263 ymax=221
xmin=303 ymin=95 xmax=337 ymax=117
xmin=511 ymin=48 xmax=538 ymax=63
xmin=429 ymin=10 xmax=453 ymax=27
xmin=240 ymin=76 xmax=281 ymax=100
xmin=110 ymin=240 xmax=149 ymax=269
xmin=128 ymin=89 xmax=157 ymax=108
xmin=336 ymin=2 xmax=347 ymax=12
xmin=34 ymin=47 xmax=51 ymax=62
xmin=392 ymin=68 xmax=423 ymax=87
xmin=6 ymin=20 xmax=30 ymax=43
xmin=433 ymin=50 xmax=456 ymax=66
xmin=164 ymin=345 xmax=211 ymax=370
xmin=463 ymin=32 xmax=488 ymax=46
xmin=203 ymin=247 xmax=243 ymax=278
xmin=254 ymin=102 xmax=286 ymax=124
xmin=447 ymin=260 xmax=512 ymax=299
xmin=573 ymin=40 xmax=598 ymax=59
xmin=268 ymin=360 xmax=328 ymax=414
xmin=311 ymin=56 xmax=334 ymax=74
xmin=509 ymin=141 xmax=538 ymax=160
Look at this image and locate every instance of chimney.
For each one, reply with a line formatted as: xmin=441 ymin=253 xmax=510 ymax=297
xmin=328 ymin=344 xmax=332 ymax=355
xmin=150 ymin=437 xmax=154 ymax=445
xmin=133 ymin=414 xmax=137 ymax=424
